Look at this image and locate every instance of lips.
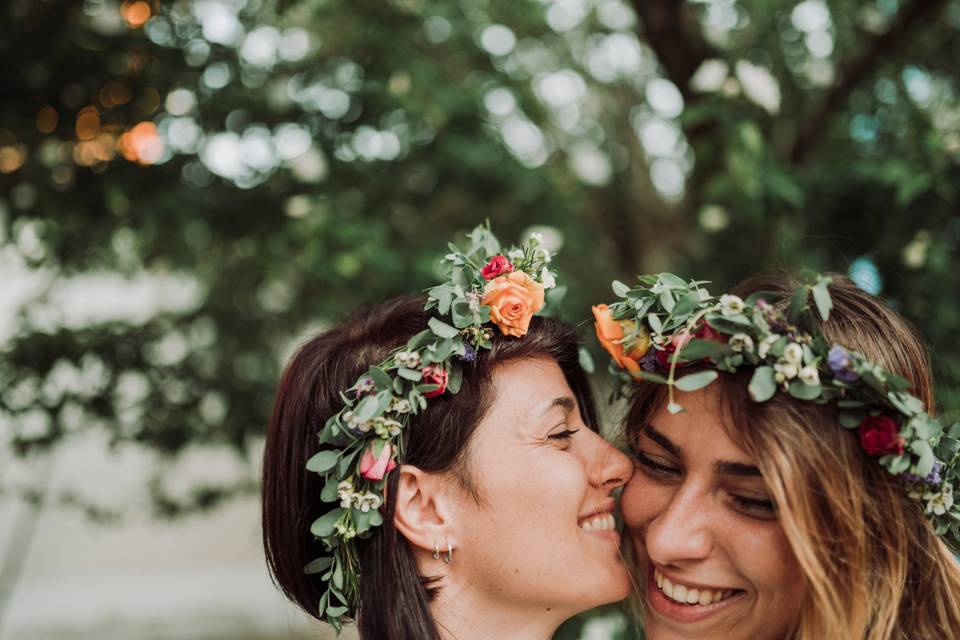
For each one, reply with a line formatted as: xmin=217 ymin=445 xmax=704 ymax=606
xmin=646 ymin=565 xmax=746 ymax=624
xmin=654 ymin=567 xmax=737 ymax=606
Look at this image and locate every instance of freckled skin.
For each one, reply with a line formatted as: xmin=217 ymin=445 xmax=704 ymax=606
xmin=621 ymin=388 xmax=806 ymax=640
xmin=435 ymin=357 xmax=634 ymax=638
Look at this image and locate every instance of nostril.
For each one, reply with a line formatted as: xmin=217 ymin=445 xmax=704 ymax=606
xmin=602 ymin=476 xmax=623 ymax=488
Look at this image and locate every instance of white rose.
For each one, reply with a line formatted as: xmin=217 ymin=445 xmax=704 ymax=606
xmin=775 ymin=362 xmax=798 ymax=380
xmin=729 ymin=333 xmax=754 ymax=353
xmin=783 ymin=343 xmax=803 ymax=365
xmin=758 ymin=334 xmax=780 ymax=359
xmin=540 ymin=267 xmax=556 ymax=289
xmin=719 ymin=294 xmax=745 ymax=317
xmin=798 ymin=366 xmax=820 ymax=386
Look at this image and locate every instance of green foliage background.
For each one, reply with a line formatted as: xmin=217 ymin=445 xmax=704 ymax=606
xmin=2 ymin=0 xmax=959 ymax=637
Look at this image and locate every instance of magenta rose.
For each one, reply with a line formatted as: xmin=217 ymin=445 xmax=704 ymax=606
xmin=858 ymin=415 xmax=904 ymax=456
xmin=359 ymin=441 xmax=397 ymax=481
xmin=421 ymin=365 xmax=449 ymax=398
xmin=481 ymin=255 xmax=514 ymax=280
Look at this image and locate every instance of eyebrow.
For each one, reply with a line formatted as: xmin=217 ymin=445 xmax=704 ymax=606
xmin=643 ymin=424 xmax=762 ymax=477
xmin=540 ymin=396 xmax=575 ymax=417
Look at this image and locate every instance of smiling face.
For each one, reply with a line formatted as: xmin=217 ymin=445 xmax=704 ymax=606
xmin=447 ymin=356 xmax=634 ymax=618
xmin=621 ymin=387 xmax=806 ymax=640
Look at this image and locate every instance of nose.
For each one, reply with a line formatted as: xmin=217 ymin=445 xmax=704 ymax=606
xmin=644 ymin=482 xmax=714 ymax=566
xmin=584 ymin=429 xmax=633 ymax=492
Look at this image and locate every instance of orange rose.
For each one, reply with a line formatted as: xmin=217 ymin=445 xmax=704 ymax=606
xmin=482 ymin=271 xmax=545 ymax=337
xmin=592 ymin=304 xmax=649 ymax=375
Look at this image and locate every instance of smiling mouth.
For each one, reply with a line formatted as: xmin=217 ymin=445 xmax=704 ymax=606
xmin=653 ymin=568 xmax=742 ymax=606
xmin=578 ymin=512 xmax=616 ymax=532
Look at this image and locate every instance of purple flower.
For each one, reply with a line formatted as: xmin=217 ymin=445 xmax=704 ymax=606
xmin=460 ymin=345 xmax=478 ymax=362
xmin=904 ymin=460 xmax=943 ymax=486
xmin=828 ymin=345 xmax=859 ymax=382
xmin=352 ymin=376 xmax=376 ymax=398
xmin=640 ymin=350 xmax=659 ymax=372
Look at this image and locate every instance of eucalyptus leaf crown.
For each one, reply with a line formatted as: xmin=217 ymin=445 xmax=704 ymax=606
xmin=593 ymin=273 xmax=960 ymax=551
xmin=305 ymin=225 xmax=557 ymax=632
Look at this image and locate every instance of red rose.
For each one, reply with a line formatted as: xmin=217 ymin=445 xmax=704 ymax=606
xmin=422 ymin=365 xmax=449 ymax=398
xmin=695 ymin=321 xmax=727 ymax=343
xmin=481 ymin=255 xmax=514 ymax=280
xmin=654 ymin=322 xmax=725 ymax=368
xmin=858 ymin=415 xmax=904 ymax=456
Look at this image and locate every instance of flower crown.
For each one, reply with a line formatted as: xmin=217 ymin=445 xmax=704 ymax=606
xmin=593 ymin=273 xmax=959 ymax=551
xmin=305 ymin=225 xmax=557 ymax=632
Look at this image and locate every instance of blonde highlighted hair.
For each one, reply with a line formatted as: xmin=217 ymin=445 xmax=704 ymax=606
xmin=626 ymin=274 xmax=960 ymax=640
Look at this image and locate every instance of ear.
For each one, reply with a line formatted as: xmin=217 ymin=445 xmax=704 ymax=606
xmin=393 ymin=464 xmax=457 ymax=556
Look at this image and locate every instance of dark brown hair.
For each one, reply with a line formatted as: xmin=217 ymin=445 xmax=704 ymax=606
xmin=626 ymin=274 xmax=960 ymax=639
xmin=261 ymin=294 xmax=598 ymax=640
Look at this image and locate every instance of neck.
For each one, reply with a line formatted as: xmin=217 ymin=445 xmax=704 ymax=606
xmin=428 ymin=579 xmax=568 ymax=640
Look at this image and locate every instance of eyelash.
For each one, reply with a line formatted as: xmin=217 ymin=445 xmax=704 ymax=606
xmin=548 ymin=428 xmax=580 ymax=441
xmin=633 ymin=451 xmax=777 ymax=517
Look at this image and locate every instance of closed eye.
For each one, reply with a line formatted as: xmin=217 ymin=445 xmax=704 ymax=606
xmin=634 ymin=450 xmax=681 ymax=478
xmin=548 ymin=428 xmax=580 ymax=441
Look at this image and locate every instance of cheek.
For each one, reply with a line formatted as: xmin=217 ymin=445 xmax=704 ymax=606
xmin=621 ymin=469 xmax=668 ymax=531
xmin=734 ymin=526 xmax=806 ymax=604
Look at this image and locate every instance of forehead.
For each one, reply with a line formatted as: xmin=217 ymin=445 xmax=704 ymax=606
xmin=478 ymin=357 xmax=576 ymax=427
xmin=643 ymin=387 xmax=753 ymax=464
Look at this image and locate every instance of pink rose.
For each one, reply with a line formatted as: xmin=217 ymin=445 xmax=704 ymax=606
xmin=655 ymin=332 xmax=694 ymax=368
xmin=359 ymin=442 xmax=397 ymax=481
xmin=481 ymin=255 xmax=514 ymax=280
xmin=859 ymin=415 xmax=904 ymax=456
xmin=421 ymin=364 xmax=448 ymax=398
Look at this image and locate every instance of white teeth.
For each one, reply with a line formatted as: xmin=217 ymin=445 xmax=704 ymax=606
xmin=579 ymin=513 xmax=616 ymax=532
xmin=653 ymin=568 xmax=736 ymax=606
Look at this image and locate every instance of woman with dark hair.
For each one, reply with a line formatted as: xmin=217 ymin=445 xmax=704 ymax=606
xmin=262 ymin=229 xmax=633 ymax=639
xmin=593 ymin=273 xmax=960 ymax=640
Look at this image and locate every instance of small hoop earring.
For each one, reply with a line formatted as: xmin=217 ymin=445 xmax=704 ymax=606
xmin=443 ymin=539 xmax=453 ymax=565
xmin=432 ymin=540 xmax=440 ymax=560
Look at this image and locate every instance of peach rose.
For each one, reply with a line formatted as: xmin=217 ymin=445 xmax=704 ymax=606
xmin=592 ymin=304 xmax=650 ymax=375
xmin=481 ymin=271 xmax=545 ymax=337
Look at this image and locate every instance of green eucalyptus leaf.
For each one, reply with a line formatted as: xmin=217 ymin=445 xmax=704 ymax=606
xmin=671 ymin=291 xmax=701 ymax=318
xmin=310 ymin=508 xmax=344 ymax=538
xmin=369 ymin=510 xmax=383 ymax=527
xmin=612 ymin=280 xmax=630 ymax=297
xmin=748 ymin=366 xmax=777 ymax=402
xmin=745 ymin=290 xmax=780 ymax=306
xmin=446 ymin=363 xmax=463 ymax=394
xmin=678 ymin=338 xmax=730 ymax=361
xmin=578 ymin=347 xmax=595 ymax=374
xmin=788 ymin=380 xmax=822 ymax=400
xmin=321 ymin=475 xmax=341 ymax=502
xmin=338 ymin=449 xmax=360 ymax=477
xmin=428 ymin=317 xmax=460 ymax=338
xmin=397 ymin=367 xmax=422 ymax=381
xmin=950 ymin=423 xmax=960 ymax=439
xmin=355 ymin=395 xmax=379 ymax=422
xmin=788 ymin=286 xmax=808 ymax=323
xmin=637 ymin=371 xmax=668 ymax=384
xmin=910 ymin=440 xmax=936 ymax=477
xmin=658 ymin=273 xmax=687 ymax=288
xmin=674 ymin=370 xmax=718 ymax=392
xmin=367 ymin=366 xmax=393 ymax=389
xmin=647 ymin=313 xmax=663 ymax=334
xmin=811 ymin=280 xmax=833 ymax=322
xmin=326 ymin=605 xmax=349 ymax=618
xmin=304 ymin=556 xmax=334 ymax=575
xmin=407 ymin=329 xmax=434 ymax=350
xmin=659 ymin=290 xmax=675 ymax=313
xmin=306 ymin=450 xmax=339 ymax=474
xmin=839 ymin=408 xmax=866 ymax=429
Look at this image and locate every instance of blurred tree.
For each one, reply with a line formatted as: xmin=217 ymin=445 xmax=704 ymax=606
xmin=1 ymin=0 xmax=959 ymax=633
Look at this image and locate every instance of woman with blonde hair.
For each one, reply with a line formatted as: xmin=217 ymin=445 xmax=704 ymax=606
xmin=593 ymin=273 xmax=960 ymax=639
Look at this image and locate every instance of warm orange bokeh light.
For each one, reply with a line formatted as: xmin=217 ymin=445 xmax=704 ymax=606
xmin=0 ymin=145 xmax=27 ymax=173
xmin=76 ymin=106 xmax=100 ymax=141
xmin=118 ymin=121 xmax=164 ymax=165
xmin=121 ymin=1 xmax=152 ymax=28
xmin=99 ymin=81 xmax=132 ymax=108
xmin=37 ymin=106 xmax=58 ymax=133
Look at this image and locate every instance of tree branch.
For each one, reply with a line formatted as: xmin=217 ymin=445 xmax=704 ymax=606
xmin=630 ymin=0 xmax=716 ymax=97
xmin=788 ymin=0 xmax=948 ymax=164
